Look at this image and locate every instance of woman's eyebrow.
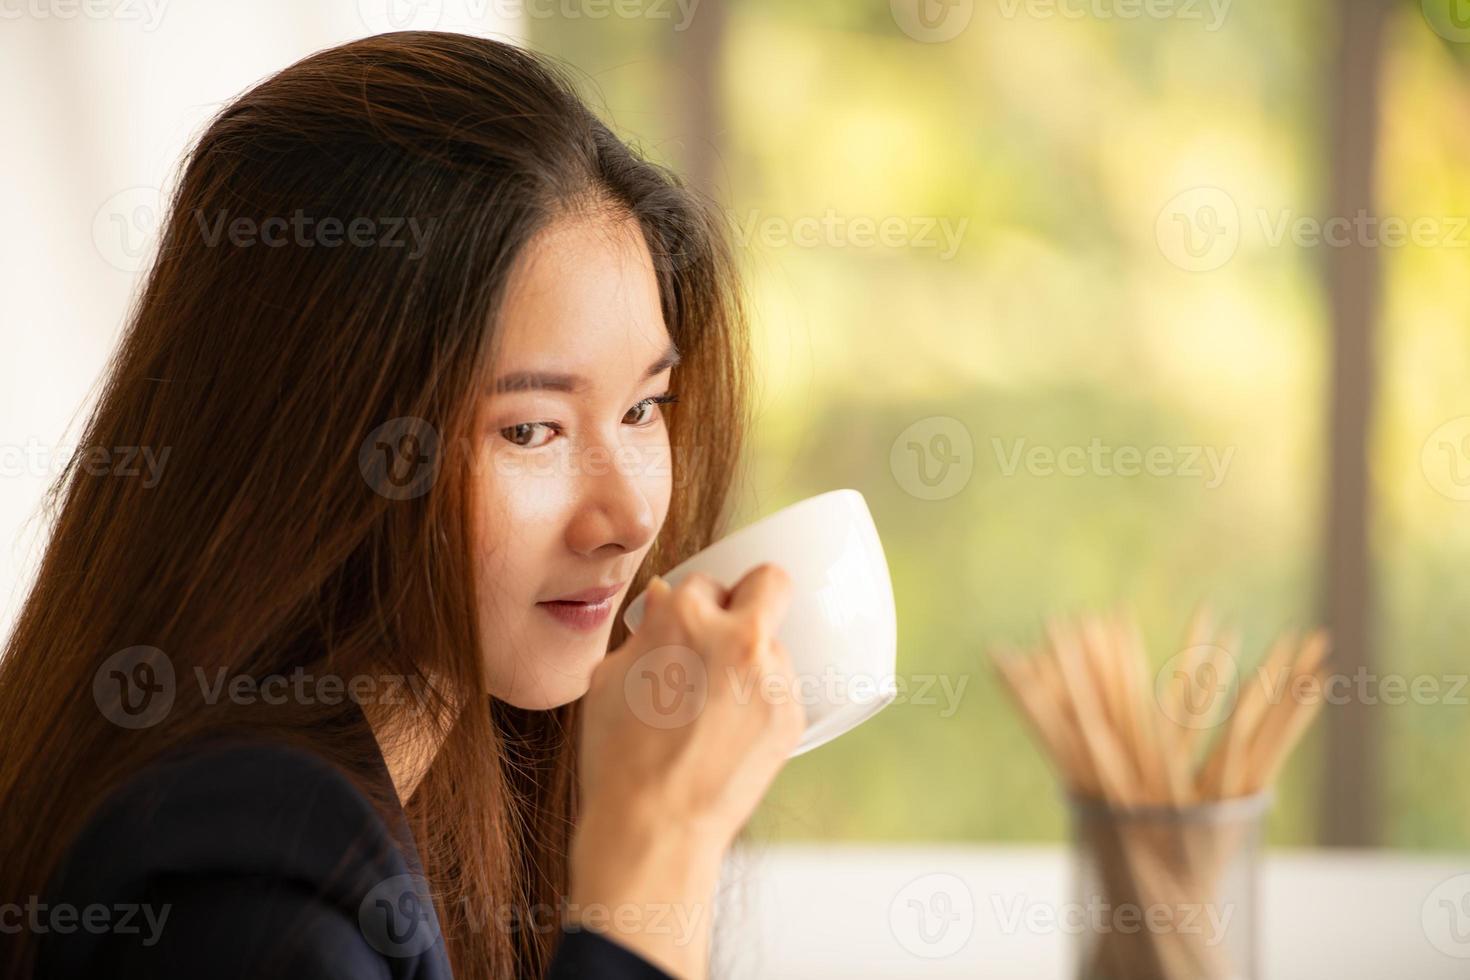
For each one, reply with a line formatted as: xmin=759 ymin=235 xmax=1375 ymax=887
xmin=492 ymin=341 xmax=681 ymax=394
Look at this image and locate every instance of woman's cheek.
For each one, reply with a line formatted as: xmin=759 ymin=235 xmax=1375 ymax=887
xmin=472 ymin=451 xmax=561 ymax=571
xmin=486 ymin=441 xmax=577 ymax=526
xmin=643 ymin=433 xmax=674 ymax=538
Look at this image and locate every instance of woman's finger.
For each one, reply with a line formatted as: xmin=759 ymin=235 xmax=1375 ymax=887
xmin=659 ymin=572 xmax=728 ymax=633
xmin=675 ymin=571 xmax=728 ymax=606
xmin=726 ymin=563 xmax=793 ymax=636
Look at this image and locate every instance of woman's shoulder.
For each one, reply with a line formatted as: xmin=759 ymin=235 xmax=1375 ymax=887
xmin=40 ymin=734 xmax=449 ymax=979
xmin=40 ymin=734 xmax=676 ymax=980
xmin=50 ymin=735 xmax=406 ymax=886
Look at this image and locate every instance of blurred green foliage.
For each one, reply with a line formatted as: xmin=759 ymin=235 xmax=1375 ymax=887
xmin=531 ymin=0 xmax=1470 ymax=849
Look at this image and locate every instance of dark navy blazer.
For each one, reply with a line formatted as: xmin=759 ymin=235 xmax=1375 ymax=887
xmin=38 ymin=734 xmax=673 ymax=979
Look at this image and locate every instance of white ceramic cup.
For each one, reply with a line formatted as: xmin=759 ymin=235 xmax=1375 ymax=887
xmin=622 ymin=488 xmax=897 ymax=756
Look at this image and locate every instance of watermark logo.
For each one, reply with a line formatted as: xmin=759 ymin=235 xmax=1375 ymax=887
xmin=624 ymin=645 xmax=708 ymax=730
xmin=360 ymin=874 xmax=441 ymax=958
xmin=1422 ymin=417 xmax=1470 ymax=501
xmin=1422 ymin=873 xmax=1470 ymax=958
xmin=93 ymin=186 xmax=163 ymax=274
xmin=1423 ymin=0 xmax=1470 ymax=43
xmin=889 ymin=872 xmax=975 ymax=958
xmin=1156 ymin=186 xmax=1240 ymax=272
xmin=93 ymin=646 xmax=176 ymax=729
xmin=890 ymin=416 xmax=975 ymax=501
xmin=1154 ymin=644 xmax=1238 ymax=730
xmin=357 ymin=0 xmax=443 ymax=31
xmin=361 ymin=417 xmax=441 ymax=500
xmin=891 ymin=0 xmax=974 ymax=42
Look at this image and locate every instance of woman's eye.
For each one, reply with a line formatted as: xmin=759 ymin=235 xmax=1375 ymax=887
xmin=499 ymin=422 xmax=557 ymax=449
xmin=499 ymin=394 xmax=675 ymax=448
xmin=625 ymin=392 xmax=678 ymax=427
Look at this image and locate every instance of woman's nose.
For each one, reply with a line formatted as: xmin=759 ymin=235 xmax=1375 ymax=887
xmin=562 ymin=443 xmax=660 ymax=558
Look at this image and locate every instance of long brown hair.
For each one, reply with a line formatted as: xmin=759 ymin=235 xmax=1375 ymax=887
xmin=0 ymin=31 xmax=749 ymax=980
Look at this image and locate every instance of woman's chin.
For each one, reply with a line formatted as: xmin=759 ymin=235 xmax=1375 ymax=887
xmin=487 ymin=650 xmax=604 ymax=710
xmin=494 ymin=677 xmax=593 ymax=710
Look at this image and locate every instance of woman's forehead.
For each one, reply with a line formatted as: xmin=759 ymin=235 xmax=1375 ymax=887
xmin=493 ymin=216 xmax=671 ymax=387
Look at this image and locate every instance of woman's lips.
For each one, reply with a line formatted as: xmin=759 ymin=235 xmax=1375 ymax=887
xmin=537 ymin=597 xmax=614 ymax=631
xmin=544 ymin=582 xmax=625 ymax=604
xmin=536 ymin=580 xmax=625 ymax=632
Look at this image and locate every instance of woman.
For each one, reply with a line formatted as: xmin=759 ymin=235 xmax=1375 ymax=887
xmin=0 ymin=31 xmax=804 ymax=980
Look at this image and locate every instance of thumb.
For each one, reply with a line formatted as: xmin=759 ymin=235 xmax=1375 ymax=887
xmin=643 ymin=574 xmax=672 ymax=609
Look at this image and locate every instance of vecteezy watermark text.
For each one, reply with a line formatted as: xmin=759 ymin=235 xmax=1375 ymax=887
xmin=990 ymin=893 xmax=1235 ymax=943
xmin=0 ymin=440 xmax=170 ymax=488
xmin=621 ymin=651 xmax=963 ymax=731
xmin=1 ymin=0 xmax=169 ymax=30
xmin=996 ymin=0 xmax=1231 ymax=31
xmin=1157 ymin=186 xmax=1470 ymax=272
xmin=93 ymin=646 xmax=439 ymax=729
xmin=355 ymin=0 xmax=702 ymax=33
xmin=191 ymin=210 xmax=438 ymax=259
xmin=1157 ymin=650 xmax=1470 ymax=731
xmin=730 ymin=209 xmax=968 ymax=260
xmin=358 ymin=873 xmax=710 ymax=960
xmin=992 ymin=437 xmax=1234 ymax=488
xmin=0 ymin=898 xmax=170 ymax=946
xmin=477 ymin=0 xmax=700 ymax=28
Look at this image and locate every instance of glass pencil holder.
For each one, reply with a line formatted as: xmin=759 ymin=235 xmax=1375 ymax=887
xmin=1066 ymin=791 xmax=1272 ymax=980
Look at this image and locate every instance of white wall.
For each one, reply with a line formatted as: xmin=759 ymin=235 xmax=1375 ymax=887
xmin=718 ymin=844 xmax=1469 ymax=979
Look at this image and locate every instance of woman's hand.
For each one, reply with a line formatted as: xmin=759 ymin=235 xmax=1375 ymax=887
xmin=566 ymin=563 xmax=804 ymax=979
xmin=579 ymin=562 xmax=804 ymax=845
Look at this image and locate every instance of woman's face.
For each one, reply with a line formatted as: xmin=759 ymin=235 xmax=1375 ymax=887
xmin=474 ymin=214 xmax=676 ymax=709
